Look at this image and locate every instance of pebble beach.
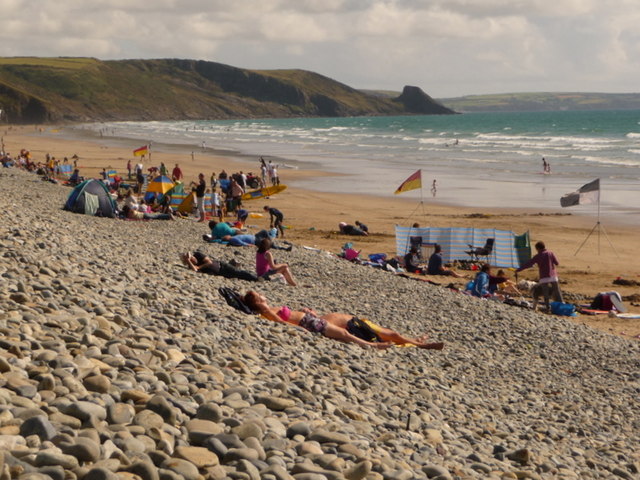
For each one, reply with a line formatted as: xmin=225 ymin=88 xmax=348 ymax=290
xmin=1 ymin=166 xmax=639 ymax=480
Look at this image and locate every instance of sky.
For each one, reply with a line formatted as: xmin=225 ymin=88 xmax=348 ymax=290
xmin=1 ymin=0 xmax=639 ymax=98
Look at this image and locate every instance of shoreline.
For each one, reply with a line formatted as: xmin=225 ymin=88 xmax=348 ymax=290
xmin=4 ymin=123 xmax=640 ymax=338
xmin=37 ymin=124 xmax=638 ymax=226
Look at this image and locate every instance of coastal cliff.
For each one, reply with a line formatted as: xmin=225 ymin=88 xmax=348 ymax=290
xmin=0 ymin=57 xmax=455 ymax=123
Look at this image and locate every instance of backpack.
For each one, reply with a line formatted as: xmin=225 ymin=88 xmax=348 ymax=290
xmin=218 ymin=287 xmax=253 ymax=315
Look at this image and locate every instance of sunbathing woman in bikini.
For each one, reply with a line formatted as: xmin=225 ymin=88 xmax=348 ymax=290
xmin=242 ymin=291 xmax=444 ymax=350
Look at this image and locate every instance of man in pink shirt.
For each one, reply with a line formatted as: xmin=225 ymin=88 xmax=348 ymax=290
xmin=517 ymin=241 xmax=563 ymax=311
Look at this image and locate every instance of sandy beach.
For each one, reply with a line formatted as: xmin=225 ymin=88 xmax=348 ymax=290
xmin=4 ymin=124 xmax=639 ymax=339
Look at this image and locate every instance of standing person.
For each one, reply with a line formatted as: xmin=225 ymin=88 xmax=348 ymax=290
xmin=159 ymin=162 xmax=168 ymax=176
xmin=210 ymin=172 xmax=217 ymax=190
xmin=260 ymin=157 xmax=268 ymax=187
xmin=427 ymin=244 xmax=465 ymax=278
xmin=172 ymin=163 xmax=183 ymax=182
xmin=255 ymin=238 xmax=297 ymax=286
xmin=542 ymin=157 xmax=548 ymax=173
xmin=192 ymin=173 xmax=207 ymax=222
xmin=271 ymin=163 xmax=280 ymax=186
xmin=431 ymin=179 xmax=437 ymax=197
xmin=136 ymin=168 xmax=145 ymax=194
xmin=267 ymin=160 xmax=274 ymax=185
xmin=516 ymin=241 xmax=562 ymax=311
xmin=127 ymin=159 xmax=132 ymax=179
xmin=229 ymin=177 xmax=245 ymax=213
xmin=264 ymin=205 xmax=285 ymax=238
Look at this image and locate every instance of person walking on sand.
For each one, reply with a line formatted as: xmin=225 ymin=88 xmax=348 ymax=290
xmin=264 ymin=205 xmax=285 ymax=238
xmin=172 ymin=163 xmax=183 ymax=182
xmin=127 ymin=160 xmax=132 ymax=179
xmin=516 ymin=241 xmax=562 ymax=311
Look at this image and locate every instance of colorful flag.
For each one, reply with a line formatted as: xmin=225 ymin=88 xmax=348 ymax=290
xmin=394 ymin=169 xmax=422 ymax=195
xmin=133 ymin=145 xmax=148 ymax=157
xmin=560 ymin=179 xmax=600 ymax=207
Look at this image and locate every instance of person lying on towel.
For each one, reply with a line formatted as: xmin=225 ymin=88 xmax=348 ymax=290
xmin=242 ymin=291 xmax=444 ymax=350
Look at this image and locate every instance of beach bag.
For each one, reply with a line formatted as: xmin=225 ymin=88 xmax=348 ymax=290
xmin=346 ymin=318 xmax=382 ymax=343
xmin=368 ymin=253 xmax=387 ymax=263
xmin=343 ymin=248 xmax=361 ymax=261
xmin=550 ymin=301 xmax=576 ymax=316
xmin=218 ymin=287 xmax=253 ymax=315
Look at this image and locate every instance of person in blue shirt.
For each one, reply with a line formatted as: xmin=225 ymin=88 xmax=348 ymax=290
xmin=427 ymin=244 xmax=464 ymax=278
xmin=471 ymin=263 xmax=491 ymax=297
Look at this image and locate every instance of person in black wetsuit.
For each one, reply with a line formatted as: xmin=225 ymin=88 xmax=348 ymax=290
xmin=181 ymin=251 xmax=258 ymax=282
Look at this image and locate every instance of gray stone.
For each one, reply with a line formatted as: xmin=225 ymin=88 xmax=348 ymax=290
xmin=19 ymin=416 xmax=57 ymax=441
xmin=34 ymin=450 xmax=79 ymax=469
xmin=160 ymin=458 xmax=200 ymax=480
xmin=82 ymin=467 xmax=120 ymax=480
xmin=147 ymin=395 xmax=178 ymax=426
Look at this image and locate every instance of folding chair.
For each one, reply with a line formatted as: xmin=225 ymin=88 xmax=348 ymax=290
xmin=466 ymin=238 xmax=494 ymax=261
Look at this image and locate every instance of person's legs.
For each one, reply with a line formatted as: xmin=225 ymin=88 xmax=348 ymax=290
xmin=275 ymin=265 xmax=296 ymax=286
xmin=218 ymin=263 xmax=258 ymax=282
xmin=542 ymin=283 xmax=552 ymax=310
xmin=321 ymin=323 xmax=392 ymax=349
xmin=550 ymin=281 xmax=563 ymax=303
xmin=275 ymin=215 xmax=284 ymax=237
xmin=374 ymin=327 xmax=444 ymax=349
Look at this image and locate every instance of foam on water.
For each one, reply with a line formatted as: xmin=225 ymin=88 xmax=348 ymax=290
xmin=80 ymin=110 xmax=640 ymax=220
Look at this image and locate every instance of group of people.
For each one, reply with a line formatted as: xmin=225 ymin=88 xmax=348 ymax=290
xmin=403 ymin=238 xmax=563 ymax=311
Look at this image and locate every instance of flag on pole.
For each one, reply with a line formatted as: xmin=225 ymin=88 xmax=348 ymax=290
xmin=560 ymin=179 xmax=600 ymax=207
xmin=133 ymin=145 xmax=149 ymax=157
xmin=394 ymin=169 xmax=422 ymax=195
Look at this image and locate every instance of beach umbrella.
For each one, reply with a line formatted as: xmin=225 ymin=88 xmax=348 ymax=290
xmin=146 ymin=175 xmax=175 ymax=194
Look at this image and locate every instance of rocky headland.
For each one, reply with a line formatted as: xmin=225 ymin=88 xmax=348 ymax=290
xmin=0 ymin=168 xmax=638 ymax=480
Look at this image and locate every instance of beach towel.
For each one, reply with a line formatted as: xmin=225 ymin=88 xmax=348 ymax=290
xmin=218 ymin=287 xmax=253 ymax=315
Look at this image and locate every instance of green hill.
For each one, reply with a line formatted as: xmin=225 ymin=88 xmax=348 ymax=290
xmin=0 ymin=57 xmax=454 ymax=123
xmin=438 ymin=92 xmax=640 ymax=112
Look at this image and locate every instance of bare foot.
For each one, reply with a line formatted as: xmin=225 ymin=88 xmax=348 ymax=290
xmin=416 ymin=334 xmax=431 ymax=342
xmin=419 ymin=342 xmax=445 ymax=350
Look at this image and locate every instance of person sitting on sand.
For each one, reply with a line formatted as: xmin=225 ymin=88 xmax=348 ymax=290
xmin=338 ymin=222 xmax=368 ymax=236
xmin=256 ymin=238 xmax=296 ymax=286
xmin=427 ymin=244 xmax=464 ymax=278
xmin=181 ymin=251 xmax=258 ymax=282
xmin=404 ymin=246 xmax=424 ymax=274
xmin=489 ymin=269 xmax=521 ymax=296
xmin=470 ymin=263 xmax=491 ymax=297
xmin=242 ymin=291 xmax=444 ymax=350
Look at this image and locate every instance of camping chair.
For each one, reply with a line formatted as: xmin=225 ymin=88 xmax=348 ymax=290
xmin=466 ymin=238 xmax=494 ymax=262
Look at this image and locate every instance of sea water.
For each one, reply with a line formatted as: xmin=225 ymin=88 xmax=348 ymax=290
xmin=82 ymin=110 xmax=640 ymax=222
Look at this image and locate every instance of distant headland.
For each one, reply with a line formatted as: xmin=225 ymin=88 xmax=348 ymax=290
xmin=0 ymin=57 xmax=454 ymax=123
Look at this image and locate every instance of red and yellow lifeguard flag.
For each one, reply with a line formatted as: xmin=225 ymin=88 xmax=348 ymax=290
xmin=133 ymin=145 xmax=149 ymax=157
xmin=394 ymin=169 xmax=422 ymax=194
